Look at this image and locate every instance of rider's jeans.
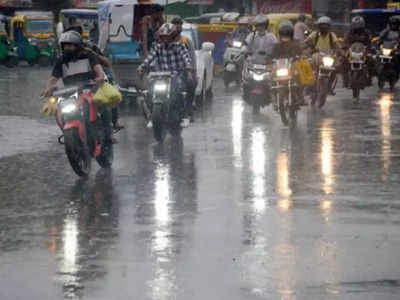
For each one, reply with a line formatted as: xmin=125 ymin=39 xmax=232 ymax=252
xmin=99 ymin=109 xmax=112 ymax=145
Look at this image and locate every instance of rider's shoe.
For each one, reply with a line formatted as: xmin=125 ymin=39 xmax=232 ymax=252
xmin=147 ymin=121 xmax=153 ymax=129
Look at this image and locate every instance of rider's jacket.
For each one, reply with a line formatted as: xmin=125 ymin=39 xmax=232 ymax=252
xmin=306 ymin=31 xmax=338 ymax=51
xmin=379 ymin=28 xmax=400 ymax=42
xmin=231 ymin=28 xmax=251 ymax=43
xmin=245 ymin=31 xmax=278 ymax=56
xmin=140 ymin=41 xmax=192 ymax=73
xmin=271 ymin=40 xmax=302 ymax=59
xmin=52 ymin=51 xmax=99 ymax=86
xmin=345 ymin=29 xmax=372 ymax=48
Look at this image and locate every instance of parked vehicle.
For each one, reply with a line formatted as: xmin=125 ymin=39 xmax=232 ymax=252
xmin=242 ymin=51 xmax=272 ymax=114
xmin=10 ymin=12 xmax=56 ymax=66
xmin=143 ymin=72 xmax=186 ymax=142
xmin=58 ymin=9 xmax=98 ymax=40
xmin=271 ymin=58 xmax=299 ymax=125
xmin=311 ymin=51 xmax=336 ymax=108
xmin=181 ymin=23 xmax=215 ymax=106
xmin=48 ymin=82 xmax=113 ymax=177
xmin=377 ymin=39 xmax=399 ymax=92
xmin=223 ymin=39 xmax=243 ymax=88
xmin=0 ymin=15 xmax=18 ymax=67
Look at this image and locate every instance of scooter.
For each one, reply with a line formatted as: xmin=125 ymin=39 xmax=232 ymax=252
xmin=223 ymin=40 xmax=244 ymax=88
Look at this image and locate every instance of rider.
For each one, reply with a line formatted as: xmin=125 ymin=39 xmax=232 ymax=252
xmin=141 ymin=4 xmax=165 ymax=57
xmin=226 ymin=16 xmax=250 ymax=46
xmin=66 ymin=26 xmax=124 ymax=138
xmin=172 ymin=16 xmax=197 ymax=123
xmin=305 ymin=16 xmax=339 ymax=95
xmin=42 ymin=31 xmax=112 ymax=148
xmin=137 ymin=23 xmax=194 ymax=128
xmin=379 ymin=15 xmax=400 ymax=43
xmin=343 ymin=16 xmax=374 ymax=87
xmin=271 ymin=21 xmax=305 ymax=105
xmin=294 ymin=14 xmax=310 ymax=43
xmin=242 ymin=15 xmax=278 ymax=100
xmin=244 ymin=14 xmax=278 ymax=56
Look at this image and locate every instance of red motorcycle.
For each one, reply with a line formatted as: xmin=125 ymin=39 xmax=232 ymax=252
xmin=50 ymin=82 xmax=113 ymax=176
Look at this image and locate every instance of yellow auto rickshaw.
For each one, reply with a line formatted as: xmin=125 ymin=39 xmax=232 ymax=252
xmin=10 ymin=12 xmax=56 ymax=66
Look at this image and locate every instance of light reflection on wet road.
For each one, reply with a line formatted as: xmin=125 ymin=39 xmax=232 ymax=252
xmin=1 ymin=67 xmax=400 ymax=299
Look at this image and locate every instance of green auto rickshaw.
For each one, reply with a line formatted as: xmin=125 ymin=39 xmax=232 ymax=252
xmin=10 ymin=12 xmax=56 ymax=66
xmin=0 ymin=14 xmax=18 ymax=67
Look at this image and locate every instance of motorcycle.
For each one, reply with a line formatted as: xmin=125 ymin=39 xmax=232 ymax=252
xmin=271 ymin=58 xmax=299 ymax=125
xmin=377 ymin=40 xmax=399 ymax=92
xmin=311 ymin=51 xmax=336 ymax=108
xmin=49 ymin=82 xmax=113 ymax=177
xmin=242 ymin=51 xmax=272 ymax=114
xmin=223 ymin=40 xmax=244 ymax=88
xmin=142 ymin=71 xmax=186 ymax=142
xmin=348 ymin=42 xmax=367 ymax=102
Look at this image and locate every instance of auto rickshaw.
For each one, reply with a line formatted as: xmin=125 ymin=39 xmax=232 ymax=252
xmin=58 ymin=9 xmax=98 ymax=39
xmin=97 ymin=0 xmax=163 ymax=96
xmin=9 ymin=12 xmax=56 ymax=66
xmin=0 ymin=14 xmax=18 ymax=67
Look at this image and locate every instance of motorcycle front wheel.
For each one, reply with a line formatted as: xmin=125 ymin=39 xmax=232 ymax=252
xmin=64 ymin=128 xmax=91 ymax=177
xmin=318 ymin=77 xmax=329 ymax=108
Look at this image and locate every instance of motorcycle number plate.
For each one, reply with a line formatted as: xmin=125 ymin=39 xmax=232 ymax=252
xmin=253 ymin=64 xmax=267 ymax=70
xmin=251 ymin=88 xmax=264 ymax=95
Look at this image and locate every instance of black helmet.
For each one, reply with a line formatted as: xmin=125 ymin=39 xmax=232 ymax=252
xmin=171 ymin=16 xmax=183 ymax=25
xmin=389 ymin=15 xmax=400 ymax=27
xmin=351 ymin=16 xmax=365 ymax=30
xmin=279 ymin=21 xmax=294 ymax=39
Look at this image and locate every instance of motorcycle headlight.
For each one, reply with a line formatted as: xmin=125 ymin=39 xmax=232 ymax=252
xmin=61 ymin=103 xmax=77 ymax=114
xmin=382 ymin=48 xmax=392 ymax=56
xmin=276 ymin=68 xmax=289 ymax=77
xmin=322 ymin=56 xmax=335 ymax=68
xmin=154 ymin=82 xmax=168 ymax=92
xmin=351 ymin=51 xmax=364 ymax=60
xmin=251 ymin=71 xmax=264 ymax=81
xmin=49 ymin=97 xmax=57 ymax=104
xmin=233 ymin=41 xmax=242 ymax=48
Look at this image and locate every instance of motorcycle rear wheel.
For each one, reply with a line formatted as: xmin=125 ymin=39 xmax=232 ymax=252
xmin=64 ymin=128 xmax=91 ymax=177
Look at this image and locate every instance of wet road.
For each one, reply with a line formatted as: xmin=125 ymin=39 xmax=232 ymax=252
xmin=1 ymin=66 xmax=400 ymax=299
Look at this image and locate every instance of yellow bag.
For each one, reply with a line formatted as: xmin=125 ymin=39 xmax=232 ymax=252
xmin=295 ymin=58 xmax=315 ymax=86
xmin=41 ymin=100 xmax=58 ymax=116
xmin=93 ymin=82 xmax=122 ymax=109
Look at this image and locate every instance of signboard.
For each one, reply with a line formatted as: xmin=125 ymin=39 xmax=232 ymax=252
xmin=0 ymin=0 xmax=32 ymax=7
xmin=73 ymin=0 xmax=100 ymax=8
xmin=187 ymin=0 xmax=214 ymax=5
xmin=388 ymin=2 xmax=400 ymax=8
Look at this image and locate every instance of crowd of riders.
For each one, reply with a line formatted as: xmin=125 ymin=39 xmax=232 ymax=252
xmin=41 ymin=9 xmax=400 ymax=152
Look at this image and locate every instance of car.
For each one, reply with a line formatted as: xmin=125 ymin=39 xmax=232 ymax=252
xmin=182 ymin=23 xmax=215 ymax=105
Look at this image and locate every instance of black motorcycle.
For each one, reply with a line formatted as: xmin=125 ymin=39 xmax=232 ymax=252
xmin=311 ymin=51 xmax=336 ymax=108
xmin=141 ymin=71 xmax=186 ymax=142
xmin=377 ymin=40 xmax=399 ymax=92
xmin=271 ymin=58 xmax=300 ymax=125
xmin=348 ymin=42 xmax=367 ymax=102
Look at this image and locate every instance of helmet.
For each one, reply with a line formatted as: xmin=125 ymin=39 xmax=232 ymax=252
xmin=317 ymin=16 xmax=332 ymax=26
xmin=157 ymin=23 xmax=178 ymax=40
xmin=238 ymin=16 xmax=249 ymax=25
xmin=171 ymin=16 xmax=183 ymax=25
xmin=254 ymin=14 xmax=269 ymax=27
xmin=59 ymin=30 xmax=81 ymax=46
xmin=279 ymin=21 xmax=294 ymax=39
xmin=351 ymin=16 xmax=365 ymax=30
xmin=389 ymin=15 xmax=400 ymax=25
xmin=298 ymin=14 xmax=306 ymax=22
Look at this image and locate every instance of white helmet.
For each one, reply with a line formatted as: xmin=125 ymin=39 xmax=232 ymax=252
xmin=317 ymin=16 xmax=332 ymax=26
xmin=254 ymin=14 xmax=269 ymax=27
xmin=59 ymin=30 xmax=82 ymax=46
